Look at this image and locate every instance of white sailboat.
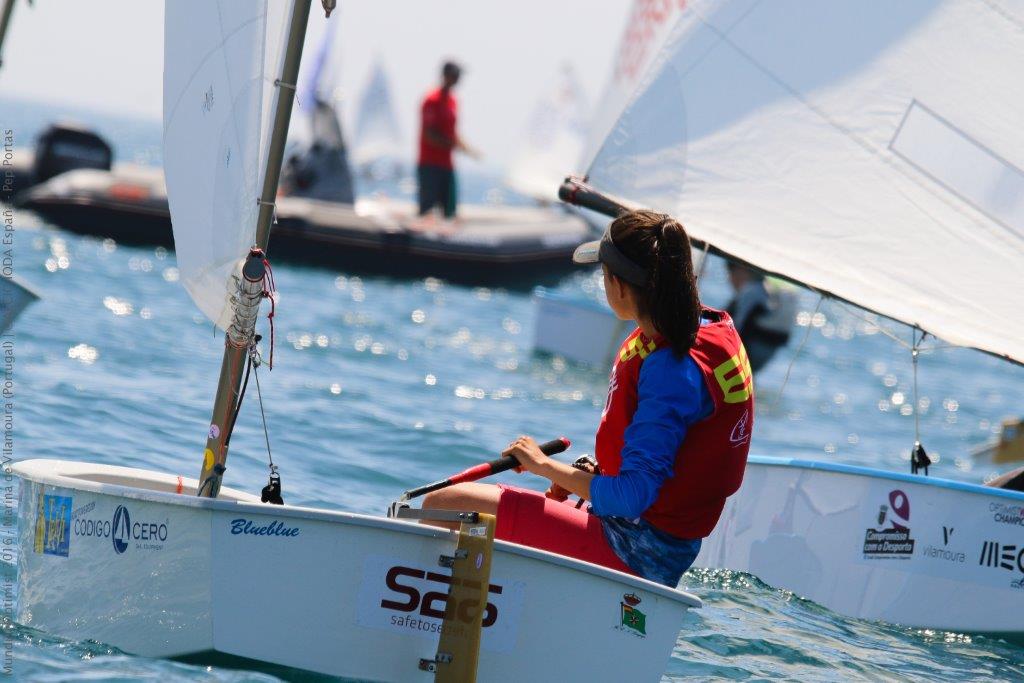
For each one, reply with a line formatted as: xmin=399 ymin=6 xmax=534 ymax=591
xmin=505 ymin=63 xmax=589 ymax=203
xmin=13 ymin=2 xmax=700 ymax=680
xmin=561 ymin=0 xmax=1024 ymax=636
xmin=527 ymin=1 xmax=686 ymax=364
xmin=283 ymin=15 xmax=356 ymax=204
xmin=352 ymin=56 xmax=407 ymax=178
xmin=527 ymin=3 xmax=751 ymax=368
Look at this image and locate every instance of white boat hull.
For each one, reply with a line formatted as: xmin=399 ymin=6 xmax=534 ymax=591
xmin=532 ymin=289 xmax=629 ymax=367
xmin=695 ymin=457 xmax=1024 ymax=635
xmin=16 ymin=459 xmax=699 ymax=681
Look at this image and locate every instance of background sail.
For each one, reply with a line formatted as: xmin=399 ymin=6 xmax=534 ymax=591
xmin=298 ymin=9 xmax=337 ymax=114
xmin=583 ymin=0 xmax=1024 ymax=364
xmin=163 ymin=0 xmax=290 ymax=329
xmin=506 ymin=63 xmax=589 ymax=202
xmin=352 ymin=58 xmax=405 ymax=167
xmin=582 ymin=0 xmax=688 ymax=175
xmin=291 ymin=15 xmax=341 ymax=149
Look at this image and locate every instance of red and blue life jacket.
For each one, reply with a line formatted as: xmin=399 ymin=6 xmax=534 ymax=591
xmin=595 ymin=307 xmax=753 ymax=538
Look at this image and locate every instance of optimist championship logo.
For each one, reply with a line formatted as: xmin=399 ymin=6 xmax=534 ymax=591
xmin=863 ymin=490 xmax=915 ymax=558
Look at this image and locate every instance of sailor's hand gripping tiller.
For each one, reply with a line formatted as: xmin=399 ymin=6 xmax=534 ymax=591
xmin=388 ymin=437 xmax=571 ymax=517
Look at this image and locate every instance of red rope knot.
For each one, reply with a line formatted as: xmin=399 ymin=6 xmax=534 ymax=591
xmin=261 ymin=256 xmax=278 ymax=370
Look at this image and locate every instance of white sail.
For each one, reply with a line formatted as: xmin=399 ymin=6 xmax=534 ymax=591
xmin=583 ymin=0 xmax=1024 ymax=363
xmin=582 ymin=0 xmax=689 ymax=175
xmin=351 ymin=58 xmax=405 ymax=166
xmin=163 ymin=0 xmax=290 ymax=329
xmin=506 ymin=64 xmax=589 ymax=202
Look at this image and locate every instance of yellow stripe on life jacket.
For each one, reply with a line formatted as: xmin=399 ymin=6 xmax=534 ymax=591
xmin=713 ymin=343 xmax=754 ymax=404
xmin=619 ymin=335 xmax=658 ymax=363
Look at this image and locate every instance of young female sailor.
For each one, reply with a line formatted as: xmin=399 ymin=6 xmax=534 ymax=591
xmin=423 ymin=210 xmax=754 ymax=587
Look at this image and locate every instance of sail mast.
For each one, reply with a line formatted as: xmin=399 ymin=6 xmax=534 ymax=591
xmin=196 ymin=0 xmax=318 ymax=499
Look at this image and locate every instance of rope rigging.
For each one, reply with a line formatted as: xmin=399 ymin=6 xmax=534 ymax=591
xmin=909 ymin=327 xmax=932 ymax=476
xmin=196 ymin=250 xmax=283 ymax=502
xmin=767 ymin=295 xmax=934 ymax=476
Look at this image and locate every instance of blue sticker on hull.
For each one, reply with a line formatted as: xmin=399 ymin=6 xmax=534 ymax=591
xmin=34 ymin=494 xmax=72 ymax=557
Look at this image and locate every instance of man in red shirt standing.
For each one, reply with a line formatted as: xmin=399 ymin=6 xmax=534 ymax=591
xmin=418 ymin=61 xmax=475 ymax=218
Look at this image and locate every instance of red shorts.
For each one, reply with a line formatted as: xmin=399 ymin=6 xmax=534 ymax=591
xmin=494 ymin=485 xmax=634 ymax=576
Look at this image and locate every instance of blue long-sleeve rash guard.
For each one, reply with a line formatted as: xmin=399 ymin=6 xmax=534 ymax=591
xmin=589 ymin=348 xmax=713 ymax=520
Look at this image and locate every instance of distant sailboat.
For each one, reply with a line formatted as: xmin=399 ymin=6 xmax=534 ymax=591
xmin=505 ymin=63 xmax=589 ymax=203
xmin=528 ymin=0 xmax=688 ymax=361
xmin=562 ymin=0 xmax=1024 ymax=636
xmin=351 ymin=57 xmax=407 ymax=180
xmin=282 ymin=14 xmax=355 ymax=204
xmin=13 ymin=2 xmax=700 ymax=679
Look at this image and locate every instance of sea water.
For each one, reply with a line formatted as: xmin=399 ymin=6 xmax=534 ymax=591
xmin=1 ymin=99 xmax=1022 ymax=681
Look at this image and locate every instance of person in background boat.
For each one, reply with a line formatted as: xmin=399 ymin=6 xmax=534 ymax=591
xmin=423 ymin=210 xmax=754 ymax=587
xmin=417 ymin=60 xmax=479 ymax=219
xmin=724 ymin=262 xmax=795 ymax=372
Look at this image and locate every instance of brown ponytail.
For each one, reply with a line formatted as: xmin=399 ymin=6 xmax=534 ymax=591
xmin=609 ymin=210 xmax=700 ymax=357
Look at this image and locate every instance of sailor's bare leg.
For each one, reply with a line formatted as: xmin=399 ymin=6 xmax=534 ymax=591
xmin=420 ymin=482 xmax=500 ymax=530
xmin=987 ymin=465 xmax=1024 ymax=491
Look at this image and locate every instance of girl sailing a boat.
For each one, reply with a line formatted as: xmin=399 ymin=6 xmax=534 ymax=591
xmin=424 ymin=210 xmax=754 ymax=587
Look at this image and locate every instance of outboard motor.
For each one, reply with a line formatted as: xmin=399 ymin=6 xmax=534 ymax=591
xmin=32 ymin=123 xmax=113 ymax=184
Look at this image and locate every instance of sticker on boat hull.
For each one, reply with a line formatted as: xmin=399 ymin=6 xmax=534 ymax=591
xmin=228 ymin=518 xmax=300 ymax=537
xmin=863 ymin=489 xmax=915 ymax=558
xmin=978 ymin=540 xmax=1024 ymax=590
xmin=34 ymin=493 xmax=72 ymax=557
xmin=989 ymin=501 xmax=1024 ymax=528
xmin=355 ymin=554 xmax=525 ymax=654
xmin=72 ymin=502 xmax=169 ymax=554
xmin=615 ymin=593 xmax=647 ymax=638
